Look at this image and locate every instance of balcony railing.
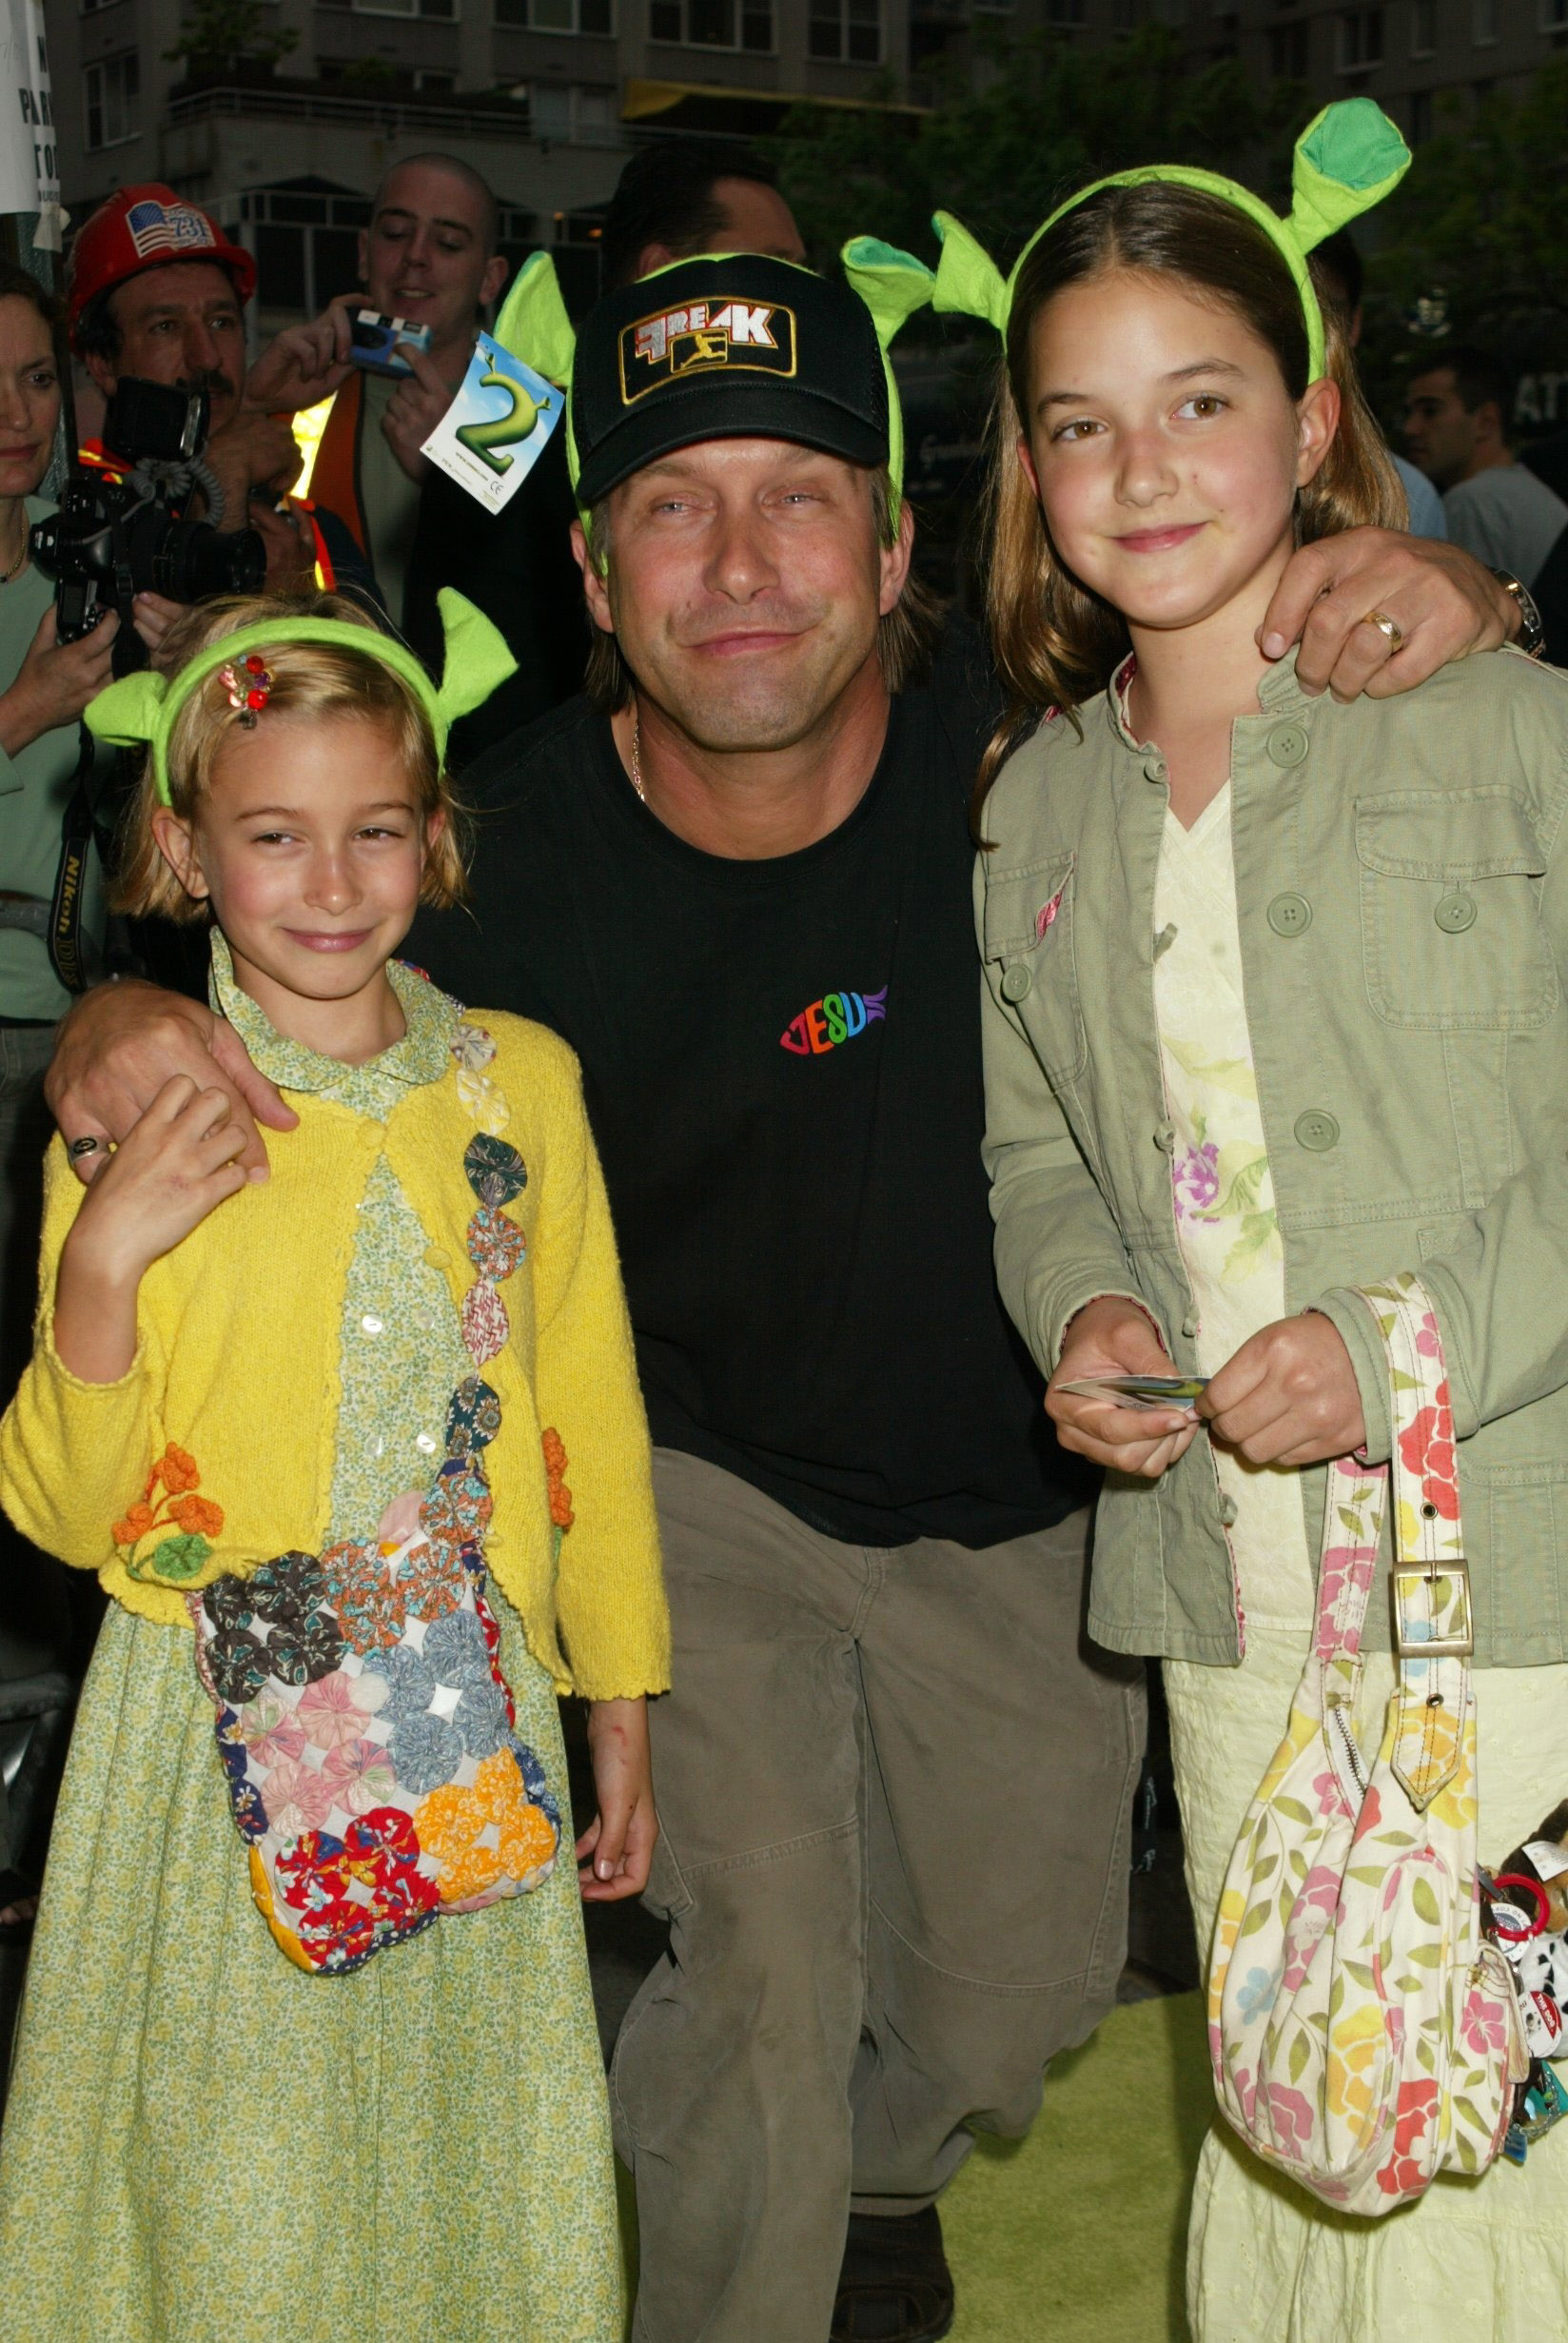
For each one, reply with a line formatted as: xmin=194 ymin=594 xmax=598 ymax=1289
xmin=166 ymin=81 xmax=534 ymax=138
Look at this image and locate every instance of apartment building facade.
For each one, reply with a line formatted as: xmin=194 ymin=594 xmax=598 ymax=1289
xmin=47 ymin=0 xmax=1568 ymax=336
xmin=53 ymin=0 xmax=922 ymax=334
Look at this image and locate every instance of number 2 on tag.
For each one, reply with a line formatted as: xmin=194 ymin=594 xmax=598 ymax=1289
xmin=454 ymin=371 xmax=546 ymax=477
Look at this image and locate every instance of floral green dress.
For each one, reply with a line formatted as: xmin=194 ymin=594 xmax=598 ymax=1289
xmin=0 ymin=942 xmax=623 ymax=2342
xmin=1153 ymin=785 xmax=1568 ymax=2343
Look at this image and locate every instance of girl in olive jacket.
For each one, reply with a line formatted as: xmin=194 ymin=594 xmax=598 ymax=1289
xmin=960 ymin=144 xmax=1568 ymax=2343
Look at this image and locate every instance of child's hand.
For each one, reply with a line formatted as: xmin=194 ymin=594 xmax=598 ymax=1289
xmin=1198 ymin=1312 xmax=1365 ymax=1467
xmin=67 ymin=1075 xmax=249 ymax=1283
xmin=578 ymin=1696 xmax=657 ymax=1904
xmin=54 ymin=1077 xmax=248 ymax=1385
xmin=1047 ymin=1294 xmax=1199 ymax=1479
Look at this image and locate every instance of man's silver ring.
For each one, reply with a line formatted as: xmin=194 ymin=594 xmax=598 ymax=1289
xmin=68 ymin=1135 xmax=102 ymax=1160
xmin=1362 ymin=608 xmax=1403 ymax=648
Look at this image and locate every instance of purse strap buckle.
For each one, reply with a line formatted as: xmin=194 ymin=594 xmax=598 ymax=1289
xmin=1393 ymin=1557 xmax=1474 ymax=1661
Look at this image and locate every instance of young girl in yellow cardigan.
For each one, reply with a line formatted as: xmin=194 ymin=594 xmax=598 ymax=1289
xmin=0 ymin=588 xmax=670 ymax=2342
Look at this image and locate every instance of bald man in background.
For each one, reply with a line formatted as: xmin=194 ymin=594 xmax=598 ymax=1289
xmin=243 ymin=152 xmax=586 ymax=750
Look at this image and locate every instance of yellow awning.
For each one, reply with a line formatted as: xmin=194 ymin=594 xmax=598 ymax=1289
xmin=622 ymin=77 xmax=927 ymax=123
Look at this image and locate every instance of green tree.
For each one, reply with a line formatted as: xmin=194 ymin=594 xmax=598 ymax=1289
xmin=1367 ymin=62 xmax=1568 ymax=347
xmin=772 ymin=27 xmax=1303 ymax=271
xmin=165 ymin=0 xmax=299 ymax=77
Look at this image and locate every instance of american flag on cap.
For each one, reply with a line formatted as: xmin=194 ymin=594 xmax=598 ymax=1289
xmin=125 ymin=197 xmax=218 ymax=261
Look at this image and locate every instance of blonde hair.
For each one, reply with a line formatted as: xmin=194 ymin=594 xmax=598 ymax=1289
xmin=114 ymin=591 xmax=469 ymax=922
xmin=977 ymin=180 xmax=1407 ymax=807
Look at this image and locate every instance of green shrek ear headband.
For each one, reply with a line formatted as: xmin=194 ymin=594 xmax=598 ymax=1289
xmin=85 ymin=588 xmax=518 ymax=807
xmin=837 ymin=234 xmax=939 ymax=531
xmin=492 ymin=246 xmax=925 ymax=532
xmin=929 ymin=98 xmax=1411 ymax=382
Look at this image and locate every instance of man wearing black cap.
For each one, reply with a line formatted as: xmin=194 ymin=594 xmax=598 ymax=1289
xmin=47 ymin=248 xmax=1528 ymax=2343
xmin=453 ymin=264 xmax=1131 ymax=2343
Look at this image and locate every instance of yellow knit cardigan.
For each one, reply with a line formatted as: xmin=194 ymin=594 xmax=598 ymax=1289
xmin=0 ymin=1012 xmax=670 ymax=1703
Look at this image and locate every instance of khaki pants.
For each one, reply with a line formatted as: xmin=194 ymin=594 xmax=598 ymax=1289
xmin=612 ymin=1448 xmax=1146 ymax=2343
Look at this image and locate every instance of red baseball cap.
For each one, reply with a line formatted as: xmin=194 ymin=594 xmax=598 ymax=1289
xmin=68 ymin=184 xmax=257 ymax=344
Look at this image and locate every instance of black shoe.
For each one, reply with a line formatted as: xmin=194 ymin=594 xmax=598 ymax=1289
xmin=831 ymin=2206 xmax=955 ymax=2343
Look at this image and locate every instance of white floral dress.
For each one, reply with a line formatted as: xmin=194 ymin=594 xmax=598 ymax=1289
xmin=1153 ymin=784 xmax=1568 ymax=2343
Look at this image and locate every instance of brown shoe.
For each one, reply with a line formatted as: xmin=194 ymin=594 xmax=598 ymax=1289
xmin=831 ymin=2207 xmax=955 ymax=2343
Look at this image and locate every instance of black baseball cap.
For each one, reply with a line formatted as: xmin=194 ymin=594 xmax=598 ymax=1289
xmin=570 ymin=253 xmax=891 ymax=508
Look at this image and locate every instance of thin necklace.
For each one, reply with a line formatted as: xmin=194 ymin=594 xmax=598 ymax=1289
xmin=628 ymin=703 xmax=647 ymax=802
xmin=0 ymin=523 xmax=27 ymax=585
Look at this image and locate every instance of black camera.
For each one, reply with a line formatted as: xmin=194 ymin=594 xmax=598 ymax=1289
xmin=29 ymin=379 xmax=266 ymax=670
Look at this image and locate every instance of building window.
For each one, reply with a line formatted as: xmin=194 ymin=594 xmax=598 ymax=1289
xmin=1409 ymin=86 xmax=1433 ymax=139
xmin=532 ymin=81 xmax=570 ymax=136
xmin=495 ymin=0 xmax=612 ymax=26
xmin=1410 ymin=0 xmax=1435 ymax=52
xmin=84 ymin=50 xmax=139 ymax=148
xmin=808 ymin=0 xmax=879 ymax=62
xmin=527 ymin=80 xmax=619 ymax=138
xmin=1044 ymin=0 xmax=1087 ymax=21
xmin=1269 ymin=22 xmax=1308 ymax=72
xmin=350 ymin=0 xmax=456 ymax=18
xmin=1336 ymin=7 xmax=1382 ymax=69
xmin=649 ymin=0 xmax=773 ymax=49
xmin=1472 ymin=0 xmax=1496 ymax=37
xmin=240 ymin=186 xmax=370 ymax=315
xmin=1540 ymin=0 xmax=1568 ymax=29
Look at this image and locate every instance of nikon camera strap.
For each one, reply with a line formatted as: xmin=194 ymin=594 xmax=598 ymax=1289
xmin=0 ymin=725 xmax=108 ymax=995
xmin=48 ymin=725 xmax=101 ymax=995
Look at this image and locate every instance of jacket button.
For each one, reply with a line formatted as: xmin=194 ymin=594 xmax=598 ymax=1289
xmin=1266 ymin=722 xmax=1309 ymax=767
xmin=1144 ymin=758 xmax=1166 ymax=783
xmin=1182 ymin=1312 xmax=1200 ymax=1338
xmin=1154 ymin=1121 xmax=1176 ymax=1153
xmin=1153 ymin=922 xmax=1178 ymax=958
xmin=1266 ymin=891 xmax=1312 ymax=936
xmin=1294 ymin=1109 xmax=1340 ymax=1152
xmin=1000 ymin=963 xmax=1033 ymax=1002
xmin=423 ymin=1246 xmax=451 ymax=1270
xmin=1218 ymin=1493 xmax=1239 ymax=1527
xmin=1435 ymin=891 xmax=1478 ymax=933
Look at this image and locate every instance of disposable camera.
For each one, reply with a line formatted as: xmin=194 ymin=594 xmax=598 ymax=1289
xmin=347 ymin=309 xmax=433 ymax=378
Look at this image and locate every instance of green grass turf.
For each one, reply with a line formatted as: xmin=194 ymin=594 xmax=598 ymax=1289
xmin=942 ymin=1991 xmax=1212 ymax=2343
xmin=616 ymin=1988 xmax=1214 ymax=2339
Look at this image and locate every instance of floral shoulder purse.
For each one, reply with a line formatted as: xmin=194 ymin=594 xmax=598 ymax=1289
xmin=1207 ymin=1271 xmax=1529 ymax=2212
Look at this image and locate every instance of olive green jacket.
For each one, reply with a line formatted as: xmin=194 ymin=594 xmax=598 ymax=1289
xmin=976 ymin=646 xmax=1568 ymax=1668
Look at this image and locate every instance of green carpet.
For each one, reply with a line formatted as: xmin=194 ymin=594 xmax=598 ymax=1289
xmin=941 ymin=1992 xmax=1212 ymax=2343
xmin=616 ymin=1989 xmax=1214 ymax=2339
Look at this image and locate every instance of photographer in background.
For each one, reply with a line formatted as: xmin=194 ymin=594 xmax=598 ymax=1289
xmin=68 ymin=187 xmax=364 ymax=601
xmin=246 ymin=153 xmax=584 ymax=748
xmin=0 ymin=266 xmax=160 ymax=1940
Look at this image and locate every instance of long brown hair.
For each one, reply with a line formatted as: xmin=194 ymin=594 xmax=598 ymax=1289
xmin=976 ymin=181 xmax=1406 ymax=806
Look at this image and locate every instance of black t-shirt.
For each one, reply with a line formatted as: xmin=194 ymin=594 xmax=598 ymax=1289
xmin=407 ymin=650 xmax=1093 ymax=1547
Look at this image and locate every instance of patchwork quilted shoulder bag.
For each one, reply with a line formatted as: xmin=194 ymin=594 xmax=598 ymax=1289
xmin=1207 ymin=1270 xmax=1528 ymax=2214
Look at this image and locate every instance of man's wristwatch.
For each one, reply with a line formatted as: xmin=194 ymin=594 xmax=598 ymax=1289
xmin=1490 ymin=568 xmax=1546 ymax=659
